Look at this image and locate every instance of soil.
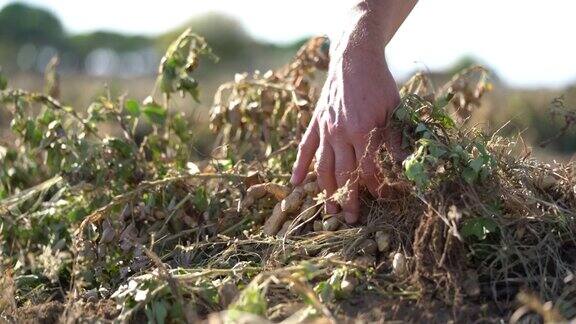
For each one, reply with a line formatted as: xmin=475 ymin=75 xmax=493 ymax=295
xmin=8 ymin=301 xmax=64 ymax=324
xmin=338 ymin=293 xmax=508 ymax=323
xmin=7 ymin=299 xmax=119 ymax=324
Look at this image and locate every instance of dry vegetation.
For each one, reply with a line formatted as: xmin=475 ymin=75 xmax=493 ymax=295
xmin=1 ymin=29 xmax=576 ymax=323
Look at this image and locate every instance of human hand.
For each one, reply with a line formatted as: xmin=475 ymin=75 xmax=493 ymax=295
xmin=290 ymin=32 xmax=404 ymax=224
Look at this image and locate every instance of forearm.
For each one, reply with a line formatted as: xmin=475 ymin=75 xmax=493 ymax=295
xmin=343 ymin=0 xmax=417 ymax=49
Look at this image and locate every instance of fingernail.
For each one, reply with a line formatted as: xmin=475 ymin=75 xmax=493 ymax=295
xmin=344 ymin=212 xmax=358 ymax=224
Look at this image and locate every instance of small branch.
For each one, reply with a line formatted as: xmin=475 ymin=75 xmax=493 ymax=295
xmin=1 ymin=89 xmax=104 ymax=140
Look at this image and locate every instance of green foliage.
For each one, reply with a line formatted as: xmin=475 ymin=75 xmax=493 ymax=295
xmin=157 ymin=28 xmax=217 ymax=100
xmin=145 ymin=300 xmax=169 ymax=324
xmin=395 ymin=89 xmax=496 ymax=190
xmin=461 ymin=217 xmax=498 ymax=241
xmin=230 ymin=283 xmax=267 ymax=316
xmin=124 ymin=99 xmax=140 ymax=117
xmin=313 ymin=267 xmax=349 ymax=303
xmin=142 ymin=99 xmax=167 ymax=124
xmin=0 ymin=29 xmax=215 ymax=310
xmin=403 ymin=145 xmax=429 ymax=188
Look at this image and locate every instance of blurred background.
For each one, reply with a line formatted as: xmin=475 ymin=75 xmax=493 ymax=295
xmin=0 ymin=0 xmax=575 ymax=160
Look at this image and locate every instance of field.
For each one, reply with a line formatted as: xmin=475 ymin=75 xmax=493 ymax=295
xmin=1 ymin=30 xmax=576 ymax=323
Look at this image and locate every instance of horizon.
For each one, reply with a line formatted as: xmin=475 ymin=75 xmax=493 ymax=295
xmin=0 ymin=0 xmax=575 ymax=89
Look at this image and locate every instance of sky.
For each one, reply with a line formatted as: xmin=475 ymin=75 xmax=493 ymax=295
xmin=1 ymin=0 xmax=575 ymax=88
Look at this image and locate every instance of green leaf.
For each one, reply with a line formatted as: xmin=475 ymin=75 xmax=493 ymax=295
xmin=461 ymin=217 xmax=498 ymax=240
xmin=171 ymin=114 xmax=190 ymax=141
xmin=231 ymin=284 xmax=267 ymax=316
xmin=24 ymin=120 xmax=42 ymax=147
xmin=106 ymin=138 xmax=133 ymax=158
xmin=469 ymin=156 xmax=485 ymax=172
xmin=394 ymin=106 xmax=410 ymax=123
xmin=193 ymin=187 xmax=208 ymax=211
xmin=462 ymin=167 xmax=478 ymax=184
xmin=159 ymin=68 xmax=177 ymax=94
xmin=38 ymin=109 xmax=56 ymax=126
xmin=154 ymin=300 xmax=168 ymax=324
xmin=217 ymin=158 xmax=234 ymax=171
xmin=178 ymin=76 xmax=200 ymax=102
xmin=435 ymin=113 xmax=456 ymax=129
xmin=404 ymin=154 xmax=428 ymax=188
xmin=142 ymin=103 xmax=167 ymax=124
xmin=46 ymin=148 xmax=63 ymax=172
xmin=314 ymin=281 xmax=334 ymax=303
xmin=301 ymin=261 xmax=319 ymax=281
xmin=429 ymin=144 xmax=447 ymax=158
xmin=168 ymin=302 xmax=183 ymax=320
xmin=415 ymin=123 xmax=428 ymax=134
xmin=124 ymin=99 xmax=141 ymax=117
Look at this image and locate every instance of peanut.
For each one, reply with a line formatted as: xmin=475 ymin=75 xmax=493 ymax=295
xmin=392 ymin=252 xmax=407 ymax=276
xmin=246 ymin=182 xmax=291 ymax=201
xmin=322 ymin=213 xmax=343 ymax=231
xmin=375 ymin=231 xmax=391 ymax=252
xmin=357 ymin=239 xmax=378 ymax=256
xmin=276 ymin=220 xmax=292 ymax=237
xmin=263 ymin=203 xmax=288 ymax=236
xmin=298 ymin=196 xmax=317 ymax=221
xmin=313 ymin=220 xmax=323 ymax=232
xmin=281 ymin=187 xmax=305 ymax=213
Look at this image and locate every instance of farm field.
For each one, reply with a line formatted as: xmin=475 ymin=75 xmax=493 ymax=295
xmin=1 ymin=28 xmax=576 ymax=324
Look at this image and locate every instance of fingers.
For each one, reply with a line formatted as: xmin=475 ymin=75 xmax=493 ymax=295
xmin=383 ymin=125 xmax=409 ymax=163
xmin=291 ymin=118 xmax=319 ymax=185
xmin=315 ymin=130 xmax=338 ymax=214
xmin=354 ymin=132 xmax=384 ymax=198
xmin=333 ymin=141 xmax=359 ymax=224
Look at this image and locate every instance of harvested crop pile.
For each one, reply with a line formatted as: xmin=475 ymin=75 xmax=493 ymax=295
xmin=1 ymin=29 xmax=575 ymax=323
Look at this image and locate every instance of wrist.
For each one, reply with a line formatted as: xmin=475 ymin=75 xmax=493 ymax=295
xmin=346 ymin=0 xmax=418 ymax=47
xmin=330 ymin=3 xmax=388 ymax=60
xmin=331 ymin=18 xmax=386 ymax=62
xmin=349 ymin=1 xmax=390 ymax=44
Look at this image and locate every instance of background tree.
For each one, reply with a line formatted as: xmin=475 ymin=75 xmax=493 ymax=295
xmin=0 ymin=2 xmax=65 ymax=46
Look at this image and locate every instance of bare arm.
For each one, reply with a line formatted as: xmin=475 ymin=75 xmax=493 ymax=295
xmin=291 ymin=0 xmax=417 ymax=223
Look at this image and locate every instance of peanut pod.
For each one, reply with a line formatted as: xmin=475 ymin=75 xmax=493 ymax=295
xmin=375 ymin=231 xmax=391 ymax=252
xmin=303 ymin=181 xmax=319 ymax=196
xmin=281 ymin=187 xmax=305 ymax=213
xmin=392 ymin=252 xmax=407 ymax=276
xmin=298 ymin=196 xmax=317 ymax=221
xmin=322 ymin=213 xmax=344 ymax=231
xmin=276 ymin=220 xmax=292 ymax=238
xmin=247 ymin=182 xmax=291 ymax=201
xmin=263 ymin=203 xmax=288 ymax=236
xmin=243 ymin=182 xmax=290 ymax=209
xmin=357 ymin=238 xmax=378 ymax=256
xmin=313 ymin=220 xmax=323 ymax=232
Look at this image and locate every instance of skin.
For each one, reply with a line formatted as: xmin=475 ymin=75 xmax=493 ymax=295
xmin=290 ymin=0 xmax=418 ymax=223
